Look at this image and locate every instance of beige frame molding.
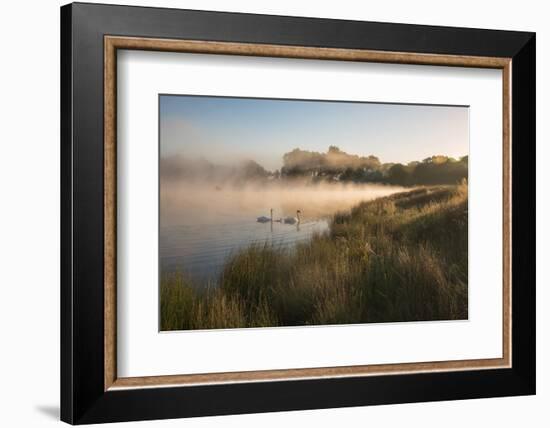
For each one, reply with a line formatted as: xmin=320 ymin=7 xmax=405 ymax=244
xmin=104 ymin=35 xmax=512 ymax=391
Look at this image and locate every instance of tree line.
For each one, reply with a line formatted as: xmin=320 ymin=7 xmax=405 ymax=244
xmin=281 ymin=146 xmax=468 ymax=186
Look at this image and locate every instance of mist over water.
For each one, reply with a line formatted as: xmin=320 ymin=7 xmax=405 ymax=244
xmin=160 ymin=181 xmax=405 ymax=286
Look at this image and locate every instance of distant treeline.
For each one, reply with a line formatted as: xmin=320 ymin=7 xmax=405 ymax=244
xmin=281 ymin=146 xmax=468 ymax=186
xmin=160 ymin=155 xmax=272 ymax=184
xmin=160 ymin=146 xmax=468 ymax=186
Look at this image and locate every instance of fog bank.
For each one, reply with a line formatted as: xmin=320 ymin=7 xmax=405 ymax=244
xmin=161 ymin=181 xmax=406 ymax=227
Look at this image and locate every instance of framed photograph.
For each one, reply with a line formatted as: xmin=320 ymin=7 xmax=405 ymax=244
xmin=61 ymin=2 xmax=535 ymax=424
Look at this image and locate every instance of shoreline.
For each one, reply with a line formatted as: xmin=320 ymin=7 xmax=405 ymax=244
xmin=161 ymin=184 xmax=468 ymax=331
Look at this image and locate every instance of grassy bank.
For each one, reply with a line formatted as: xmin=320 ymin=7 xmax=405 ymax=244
xmin=161 ymin=183 xmax=468 ymax=331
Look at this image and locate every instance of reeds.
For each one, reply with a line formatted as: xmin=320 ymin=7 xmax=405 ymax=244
xmin=160 ymin=183 xmax=468 ymax=330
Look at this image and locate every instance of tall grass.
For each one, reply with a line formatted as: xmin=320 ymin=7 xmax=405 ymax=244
xmin=161 ymin=183 xmax=468 ymax=330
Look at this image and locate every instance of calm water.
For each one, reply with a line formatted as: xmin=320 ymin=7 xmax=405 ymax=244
xmin=160 ymin=219 xmax=329 ymax=285
xmin=160 ymin=183 xmax=403 ymax=287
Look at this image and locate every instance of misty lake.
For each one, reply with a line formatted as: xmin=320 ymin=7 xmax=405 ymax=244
xmin=160 ymin=183 xmax=403 ymax=287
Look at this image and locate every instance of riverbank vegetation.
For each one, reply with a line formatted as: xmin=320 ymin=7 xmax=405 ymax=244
xmin=161 ymin=183 xmax=468 ymax=331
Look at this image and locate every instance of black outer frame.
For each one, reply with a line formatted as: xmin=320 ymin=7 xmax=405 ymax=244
xmin=60 ymin=2 xmax=535 ymax=424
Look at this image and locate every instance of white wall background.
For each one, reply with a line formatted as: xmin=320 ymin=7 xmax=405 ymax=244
xmin=0 ymin=0 xmax=546 ymax=426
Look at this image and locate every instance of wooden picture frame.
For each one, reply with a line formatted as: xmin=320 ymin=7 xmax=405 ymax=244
xmin=61 ymin=2 xmax=535 ymax=424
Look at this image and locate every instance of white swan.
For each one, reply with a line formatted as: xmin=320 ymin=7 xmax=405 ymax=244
xmin=257 ymin=208 xmax=273 ymax=223
xmin=283 ymin=210 xmax=302 ymax=225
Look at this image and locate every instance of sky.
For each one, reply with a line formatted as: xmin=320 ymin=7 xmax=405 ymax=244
xmin=160 ymin=94 xmax=469 ymax=171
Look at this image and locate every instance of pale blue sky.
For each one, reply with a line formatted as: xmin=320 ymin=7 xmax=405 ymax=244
xmin=160 ymin=95 xmax=468 ymax=171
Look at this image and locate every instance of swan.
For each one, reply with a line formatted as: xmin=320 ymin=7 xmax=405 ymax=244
xmin=257 ymin=208 xmax=273 ymax=223
xmin=283 ymin=210 xmax=302 ymax=225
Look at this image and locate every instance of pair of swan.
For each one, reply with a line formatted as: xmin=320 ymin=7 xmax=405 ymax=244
xmin=257 ymin=209 xmax=302 ymax=225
